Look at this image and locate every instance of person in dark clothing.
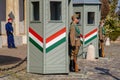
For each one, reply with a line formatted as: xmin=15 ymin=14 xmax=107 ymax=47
xmin=5 ymin=18 xmax=16 ymax=48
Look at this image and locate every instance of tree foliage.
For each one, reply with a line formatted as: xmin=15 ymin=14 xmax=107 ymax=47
xmin=100 ymin=0 xmax=110 ymax=19
xmin=104 ymin=0 xmax=120 ymax=41
xmin=109 ymin=0 xmax=118 ymax=17
xmin=105 ymin=14 xmax=120 ymax=41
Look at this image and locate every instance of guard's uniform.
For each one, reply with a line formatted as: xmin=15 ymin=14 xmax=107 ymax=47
xmin=99 ymin=24 xmax=105 ymax=57
xmin=69 ymin=22 xmax=81 ymax=72
xmin=5 ymin=22 xmax=16 ymax=48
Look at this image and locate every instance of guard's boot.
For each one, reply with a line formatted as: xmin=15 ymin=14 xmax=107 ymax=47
xmin=102 ymin=48 xmax=105 ymax=57
xmin=101 ymin=43 xmax=105 ymax=57
xmin=102 ymin=52 xmax=105 ymax=57
xmin=70 ymin=59 xmax=75 ymax=72
xmin=74 ymin=56 xmax=80 ymax=72
xmin=99 ymin=48 xmax=102 ymax=57
xmin=75 ymin=62 xmax=80 ymax=72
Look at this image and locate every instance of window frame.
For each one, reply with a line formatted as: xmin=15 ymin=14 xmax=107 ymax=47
xmin=87 ymin=12 xmax=95 ymax=26
xmin=30 ymin=1 xmax=41 ymax=22
xmin=75 ymin=12 xmax=81 ymax=26
xmin=49 ymin=0 xmax=63 ymax=23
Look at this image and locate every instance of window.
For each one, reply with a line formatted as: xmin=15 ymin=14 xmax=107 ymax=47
xmin=87 ymin=12 xmax=95 ymax=24
xmin=75 ymin=12 xmax=81 ymax=20
xmin=75 ymin=12 xmax=81 ymax=24
xmin=50 ymin=1 xmax=62 ymax=20
xmin=31 ymin=2 xmax=39 ymax=21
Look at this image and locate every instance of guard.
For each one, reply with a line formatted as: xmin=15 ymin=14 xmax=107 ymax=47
xmin=69 ymin=15 xmax=81 ymax=72
xmin=99 ymin=20 xmax=105 ymax=57
xmin=5 ymin=18 xmax=16 ymax=48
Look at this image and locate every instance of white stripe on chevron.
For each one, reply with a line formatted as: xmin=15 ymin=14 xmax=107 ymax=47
xmin=80 ymin=37 xmax=83 ymax=41
xmin=29 ymin=33 xmax=43 ymax=47
xmin=46 ymin=32 xmax=66 ymax=48
xmin=84 ymin=32 xmax=97 ymax=41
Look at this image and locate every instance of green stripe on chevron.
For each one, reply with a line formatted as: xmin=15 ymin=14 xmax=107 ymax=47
xmin=29 ymin=37 xmax=43 ymax=52
xmin=84 ymin=35 xmax=97 ymax=44
xmin=80 ymin=40 xmax=83 ymax=44
xmin=46 ymin=37 xmax=66 ymax=53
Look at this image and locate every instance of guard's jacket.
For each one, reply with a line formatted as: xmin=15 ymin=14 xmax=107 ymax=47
xmin=69 ymin=22 xmax=81 ymax=72
xmin=5 ymin=22 xmax=13 ymax=36
xmin=98 ymin=24 xmax=105 ymax=57
xmin=99 ymin=25 xmax=105 ymax=42
xmin=69 ymin=22 xmax=81 ymax=47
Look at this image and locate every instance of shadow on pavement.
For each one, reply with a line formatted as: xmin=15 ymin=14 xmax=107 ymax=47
xmin=0 ymin=55 xmax=22 ymax=65
xmin=95 ymin=67 xmax=120 ymax=80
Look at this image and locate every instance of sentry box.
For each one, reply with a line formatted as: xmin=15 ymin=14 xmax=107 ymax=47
xmin=27 ymin=0 xmax=72 ymax=74
xmin=73 ymin=0 xmax=101 ymax=58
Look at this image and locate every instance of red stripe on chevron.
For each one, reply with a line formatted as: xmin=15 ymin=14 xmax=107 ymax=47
xmin=80 ymin=34 xmax=83 ymax=38
xmin=29 ymin=27 xmax=43 ymax=42
xmin=84 ymin=28 xmax=97 ymax=38
xmin=46 ymin=27 xmax=66 ymax=43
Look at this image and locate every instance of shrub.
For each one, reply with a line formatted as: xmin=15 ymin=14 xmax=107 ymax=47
xmin=104 ymin=15 xmax=120 ymax=41
xmin=109 ymin=30 xmax=120 ymax=41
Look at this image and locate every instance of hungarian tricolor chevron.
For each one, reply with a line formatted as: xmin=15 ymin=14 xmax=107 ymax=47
xmin=46 ymin=27 xmax=66 ymax=53
xmin=84 ymin=28 xmax=98 ymax=44
xmin=80 ymin=28 xmax=97 ymax=44
xmin=29 ymin=27 xmax=43 ymax=52
xmin=29 ymin=27 xmax=97 ymax=53
xmin=29 ymin=27 xmax=66 ymax=53
xmin=80 ymin=34 xmax=83 ymax=44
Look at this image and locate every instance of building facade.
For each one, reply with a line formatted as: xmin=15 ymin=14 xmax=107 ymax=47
xmin=0 ymin=0 xmax=27 ymax=46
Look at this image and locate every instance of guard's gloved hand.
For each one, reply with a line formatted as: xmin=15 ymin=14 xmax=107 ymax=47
xmin=72 ymin=46 xmax=75 ymax=50
xmin=8 ymin=31 xmax=13 ymax=35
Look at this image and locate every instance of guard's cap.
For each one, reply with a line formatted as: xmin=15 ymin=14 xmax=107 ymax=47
xmin=8 ymin=18 xmax=13 ymax=21
xmin=71 ymin=14 xmax=77 ymax=21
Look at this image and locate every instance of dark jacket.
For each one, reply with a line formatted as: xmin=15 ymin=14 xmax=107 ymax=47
xmin=5 ymin=22 xmax=13 ymax=36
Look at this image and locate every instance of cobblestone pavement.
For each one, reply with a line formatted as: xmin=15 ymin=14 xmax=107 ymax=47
xmin=0 ymin=43 xmax=120 ymax=80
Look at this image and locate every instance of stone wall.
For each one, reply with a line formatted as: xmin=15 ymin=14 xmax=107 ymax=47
xmin=0 ymin=0 xmax=6 ymax=35
xmin=0 ymin=36 xmax=2 ymax=48
xmin=1 ymin=36 xmax=23 ymax=46
xmin=1 ymin=21 xmax=6 ymax=35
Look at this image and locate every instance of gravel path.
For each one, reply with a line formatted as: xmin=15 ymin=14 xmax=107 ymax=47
xmin=0 ymin=43 xmax=120 ymax=80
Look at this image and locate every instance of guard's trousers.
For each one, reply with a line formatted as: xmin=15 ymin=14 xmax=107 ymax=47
xmin=70 ymin=46 xmax=80 ymax=72
xmin=7 ymin=34 xmax=15 ymax=48
xmin=100 ymin=41 xmax=105 ymax=57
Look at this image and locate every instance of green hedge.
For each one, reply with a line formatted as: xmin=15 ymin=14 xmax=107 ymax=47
xmin=109 ymin=30 xmax=120 ymax=41
xmin=104 ymin=16 xmax=120 ymax=41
